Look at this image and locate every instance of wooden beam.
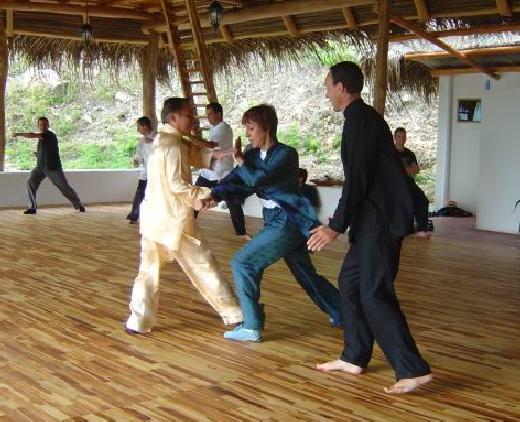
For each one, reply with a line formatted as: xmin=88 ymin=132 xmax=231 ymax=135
xmin=146 ymin=3 xmax=520 ymax=35
xmin=496 ymin=0 xmax=512 ymax=16
xmin=11 ymin=28 xmax=148 ymax=44
xmin=431 ymin=66 xmax=520 ymax=77
xmin=390 ymin=13 xmax=500 ymax=80
xmin=160 ymin=0 xmax=193 ymax=103
xmin=406 ymin=45 xmax=520 ymax=61
xmin=0 ymin=11 xmax=6 ymax=171
xmin=0 ymin=0 xmax=154 ymax=21
xmin=220 ymin=24 xmax=233 ymax=43
xmin=342 ymin=7 xmax=356 ymax=27
xmin=413 ymin=0 xmax=429 ymax=21
xmin=6 ymin=9 xmax=13 ymax=37
xmin=221 ymin=0 xmax=245 ymax=5
xmin=390 ymin=23 xmax=520 ymax=42
xmin=373 ymin=0 xmax=390 ymax=115
xmin=147 ymin=0 xmax=376 ymax=32
xmin=143 ymin=30 xmax=159 ymax=130
xmin=185 ymin=0 xmax=216 ymax=102
xmin=282 ymin=15 xmax=300 ymax=37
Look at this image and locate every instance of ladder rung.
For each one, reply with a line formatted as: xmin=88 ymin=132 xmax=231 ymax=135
xmin=193 ymin=103 xmax=208 ymax=107
xmin=191 ymin=92 xmax=208 ymax=96
xmin=190 ymin=80 xmax=205 ymax=84
xmin=193 ymin=115 xmax=208 ymax=119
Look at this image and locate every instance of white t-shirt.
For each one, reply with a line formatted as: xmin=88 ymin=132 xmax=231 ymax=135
xmin=258 ymin=149 xmax=279 ymax=209
xmin=135 ymin=132 xmax=155 ymax=180
xmin=199 ymin=121 xmax=234 ymax=181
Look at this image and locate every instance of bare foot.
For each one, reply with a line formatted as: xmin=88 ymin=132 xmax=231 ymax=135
xmin=384 ymin=373 xmax=433 ymax=394
xmin=416 ymin=231 xmax=431 ymax=239
xmin=316 ymin=359 xmax=364 ymax=374
xmin=239 ymin=233 xmax=252 ymax=241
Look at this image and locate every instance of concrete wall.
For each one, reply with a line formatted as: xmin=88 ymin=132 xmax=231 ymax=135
xmin=476 ymin=73 xmax=520 ymax=233
xmin=0 ymin=169 xmax=343 ymax=225
xmin=0 ymin=169 xmax=140 ymax=208
xmin=436 ymin=72 xmax=520 ymax=234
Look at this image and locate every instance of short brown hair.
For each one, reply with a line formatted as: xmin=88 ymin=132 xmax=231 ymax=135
xmin=241 ymin=104 xmax=278 ymax=141
xmin=161 ymin=97 xmax=190 ymax=124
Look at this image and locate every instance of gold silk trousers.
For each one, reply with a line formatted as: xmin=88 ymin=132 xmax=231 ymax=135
xmin=126 ymin=233 xmax=243 ymax=333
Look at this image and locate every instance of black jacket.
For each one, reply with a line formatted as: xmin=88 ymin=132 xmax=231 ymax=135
xmin=328 ymin=99 xmax=414 ymax=240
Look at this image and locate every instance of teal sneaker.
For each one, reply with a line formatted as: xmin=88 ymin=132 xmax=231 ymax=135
xmin=224 ymin=324 xmax=262 ymax=342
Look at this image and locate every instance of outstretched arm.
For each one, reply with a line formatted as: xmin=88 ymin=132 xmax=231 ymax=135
xmin=13 ymin=132 xmax=41 ymax=139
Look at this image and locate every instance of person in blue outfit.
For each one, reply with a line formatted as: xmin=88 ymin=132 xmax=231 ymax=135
xmin=208 ymin=104 xmax=341 ymax=342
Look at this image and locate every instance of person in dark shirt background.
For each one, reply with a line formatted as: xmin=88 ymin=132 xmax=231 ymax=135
xmin=298 ymin=168 xmax=320 ymax=210
xmin=308 ymin=61 xmax=432 ymax=394
xmin=13 ymin=116 xmax=85 ymax=214
xmin=393 ymin=127 xmax=431 ymax=238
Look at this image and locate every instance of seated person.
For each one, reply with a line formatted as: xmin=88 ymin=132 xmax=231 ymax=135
xmin=298 ymin=168 xmax=320 ymax=210
xmin=393 ymin=127 xmax=431 ymax=238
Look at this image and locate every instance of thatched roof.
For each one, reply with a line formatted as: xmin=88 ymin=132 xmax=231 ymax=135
xmin=2 ymin=0 xmax=520 ymax=98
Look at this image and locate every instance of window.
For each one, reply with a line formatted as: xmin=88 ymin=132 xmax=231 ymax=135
xmin=457 ymin=99 xmax=481 ymax=123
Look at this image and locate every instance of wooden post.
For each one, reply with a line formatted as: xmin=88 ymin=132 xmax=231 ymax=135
xmin=143 ymin=29 xmax=159 ymax=130
xmin=373 ymin=0 xmax=390 ymax=115
xmin=0 ymin=11 xmax=8 ymax=171
xmin=185 ymin=0 xmax=216 ymax=102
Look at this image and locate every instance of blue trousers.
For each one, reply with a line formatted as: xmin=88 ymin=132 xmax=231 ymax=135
xmin=231 ymin=207 xmax=341 ymax=330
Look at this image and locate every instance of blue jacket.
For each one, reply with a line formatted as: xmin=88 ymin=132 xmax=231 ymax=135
xmin=212 ymin=142 xmax=320 ymax=237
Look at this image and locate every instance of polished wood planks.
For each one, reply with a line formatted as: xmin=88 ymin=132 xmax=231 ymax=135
xmin=0 ymin=205 xmax=518 ymax=421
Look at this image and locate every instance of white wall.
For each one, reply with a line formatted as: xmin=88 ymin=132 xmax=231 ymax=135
xmin=476 ymin=73 xmax=520 ymax=233
xmin=437 ymin=72 xmax=520 ymax=234
xmin=0 ymin=169 xmax=139 ymax=208
xmin=0 ymin=169 xmax=342 ymax=225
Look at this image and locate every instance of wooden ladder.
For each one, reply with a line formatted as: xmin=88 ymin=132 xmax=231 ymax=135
xmin=160 ymin=0 xmax=216 ymax=137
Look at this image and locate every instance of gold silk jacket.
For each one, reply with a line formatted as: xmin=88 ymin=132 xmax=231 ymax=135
xmin=139 ymin=124 xmax=213 ymax=250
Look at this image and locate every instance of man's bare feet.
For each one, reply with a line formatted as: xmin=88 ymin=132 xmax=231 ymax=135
xmin=239 ymin=233 xmax=252 ymax=241
xmin=316 ymin=359 xmax=364 ymax=374
xmin=416 ymin=231 xmax=431 ymax=238
xmin=384 ymin=373 xmax=433 ymax=394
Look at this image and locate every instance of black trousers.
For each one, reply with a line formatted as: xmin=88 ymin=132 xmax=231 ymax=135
xmin=194 ymin=176 xmax=246 ymax=236
xmin=128 ymin=179 xmax=147 ymax=220
xmin=338 ymin=221 xmax=430 ymax=380
xmin=410 ymin=181 xmax=429 ymax=232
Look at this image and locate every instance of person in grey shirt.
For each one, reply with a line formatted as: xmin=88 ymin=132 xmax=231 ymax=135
xmin=13 ymin=116 xmax=85 ymax=214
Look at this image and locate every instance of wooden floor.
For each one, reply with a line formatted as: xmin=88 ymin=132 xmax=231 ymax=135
xmin=0 ymin=205 xmax=519 ymax=421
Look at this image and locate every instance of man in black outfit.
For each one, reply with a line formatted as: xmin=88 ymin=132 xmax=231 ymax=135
xmin=308 ymin=61 xmax=432 ymax=394
xmin=394 ymin=127 xmax=431 ymax=238
xmin=14 ymin=116 xmax=85 ymax=214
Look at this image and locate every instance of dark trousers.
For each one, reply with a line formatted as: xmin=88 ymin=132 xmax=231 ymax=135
xmin=339 ymin=220 xmax=430 ymax=380
xmin=27 ymin=167 xmax=83 ymax=210
xmin=231 ymin=207 xmax=341 ymax=330
xmin=194 ymin=176 xmax=246 ymax=236
xmin=411 ymin=182 xmax=429 ymax=232
xmin=128 ymin=179 xmax=147 ymax=220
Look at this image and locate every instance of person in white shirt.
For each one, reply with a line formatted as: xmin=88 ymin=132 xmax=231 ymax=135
xmin=195 ymin=102 xmax=250 ymax=240
xmin=127 ymin=116 xmax=156 ymax=223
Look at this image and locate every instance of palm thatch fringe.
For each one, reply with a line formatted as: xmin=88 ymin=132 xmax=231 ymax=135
xmin=8 ymin=36 xmax=176 ymax=85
